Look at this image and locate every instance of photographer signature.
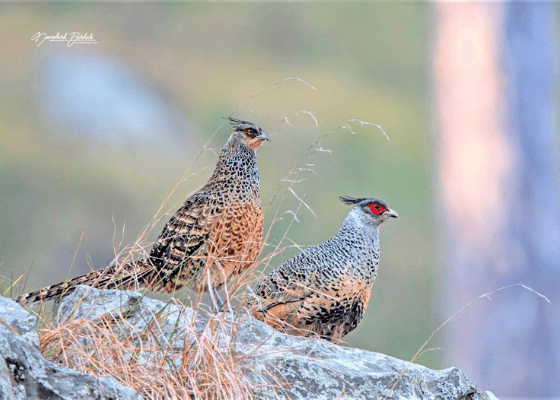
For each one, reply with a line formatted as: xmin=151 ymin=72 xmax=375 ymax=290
xmin=31 ymin=32 xmax=97 ymax=48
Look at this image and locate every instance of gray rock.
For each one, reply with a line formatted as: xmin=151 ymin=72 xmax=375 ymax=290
xmin=485 ymin=391 xmax=499 ymax=400
xmin=0 ymin=296 xmax=141 ymax=400
xmin=0 ymin=294 xmax=40 ymax=345
xmin=55 ymin=285 xmax=494 ymax=400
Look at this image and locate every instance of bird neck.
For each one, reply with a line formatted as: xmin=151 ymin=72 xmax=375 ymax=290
xmin=209 ymin=139 xmax=260 ymax=197
xmin=335 ymin=209 xmax=381 ymax=277
xmin=220 ymin=137 xmax=256 ymax=160
xmin=337 ymin=213 xmax=380 ymax=247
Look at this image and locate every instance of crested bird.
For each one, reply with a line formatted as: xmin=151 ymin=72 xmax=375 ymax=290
xmin=16 ymin=117 xmax=270 ymax=307
xmin=247 ymin=196 xmax=398 ymax=342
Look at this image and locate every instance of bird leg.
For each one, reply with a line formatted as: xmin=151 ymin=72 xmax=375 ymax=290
xmin=206 ymin=269 xmax=224 ymax=312
xmin=213 ymin=288 xmax=225 ymax=311
xmin=212 ymin=258 xmax=231 ymax=313
xmin=206 ymin=269 xmax=219 ymax=312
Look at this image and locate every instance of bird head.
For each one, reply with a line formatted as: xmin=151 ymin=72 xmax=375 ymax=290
xmin=339 ymin=196 xmax=398 ymax=226
xmin=227 ymin=117 xmax=270 ymax=151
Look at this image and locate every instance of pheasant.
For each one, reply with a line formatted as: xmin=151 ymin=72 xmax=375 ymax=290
xmin=16 ymin=117 xmax=270 ymax=307
xmin=247 ymin=196 xmax=398 ymax=342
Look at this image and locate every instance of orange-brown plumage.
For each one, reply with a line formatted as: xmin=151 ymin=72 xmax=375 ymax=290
xmin=16 ymin=118 xmax=269 ymax=307
xmin=151 ymin=194 xmax=264 ymax=294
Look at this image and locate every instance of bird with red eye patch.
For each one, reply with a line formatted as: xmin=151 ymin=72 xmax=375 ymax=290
xmin=247 ymin=195 xmax=398 ymax=343
xmin=366 ymin=200 xmax=398 ymax=222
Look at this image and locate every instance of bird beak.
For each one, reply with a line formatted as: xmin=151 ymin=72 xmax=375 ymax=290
xmin=385 ymin=209 xmax=399 ymax=219
xmin=257 ymin=132 xmax=271 ymax=142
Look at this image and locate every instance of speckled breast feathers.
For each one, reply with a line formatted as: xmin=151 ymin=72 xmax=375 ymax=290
xmin=247 ymin=196 xmax=398 ymax=342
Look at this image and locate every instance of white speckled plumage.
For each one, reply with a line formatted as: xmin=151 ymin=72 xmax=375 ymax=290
xmin=247 ymin=196 xmax=398 ymax=342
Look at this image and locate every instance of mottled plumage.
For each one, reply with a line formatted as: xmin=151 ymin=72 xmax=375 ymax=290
xmin=247 ymin=196 xmax=398 ymax=342
xmin=16 ymin=117 xmax=269 ymax=306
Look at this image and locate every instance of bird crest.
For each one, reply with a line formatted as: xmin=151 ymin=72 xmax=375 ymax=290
xmin=339 ymin=196 xmax=367 ymax=206
xmin=339 ymin=196 xmax=391 ymax=214
xmin=227 ymin=117 xmax=257 ymax=131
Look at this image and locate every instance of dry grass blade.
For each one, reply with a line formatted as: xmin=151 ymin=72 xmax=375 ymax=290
xmin=383 ymin=283 xmax=551 ymax=400
xmin=1 ymin=274 xmax=23 ymax=297
xmin=349 ymin=118 xmax=389 ymax=141
xmin=40 ymin=299 xmax=278 ymax=399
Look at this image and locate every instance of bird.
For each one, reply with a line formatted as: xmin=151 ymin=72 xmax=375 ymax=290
xmin=16 ymin=117 xmax=270 ymax=307
xmin=246 ymin=196 xmax=398 ymax=342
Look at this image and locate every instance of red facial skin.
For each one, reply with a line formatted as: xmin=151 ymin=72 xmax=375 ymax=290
xmin=368 ymin=202 xmax=387 ymax=216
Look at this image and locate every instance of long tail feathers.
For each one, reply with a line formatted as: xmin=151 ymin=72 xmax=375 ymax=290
xmin=14 ymin=260 xmax=157 ymax=306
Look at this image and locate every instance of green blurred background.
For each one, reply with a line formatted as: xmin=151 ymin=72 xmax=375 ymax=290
xmin=2 ymin=3 xmax=434 ymax=369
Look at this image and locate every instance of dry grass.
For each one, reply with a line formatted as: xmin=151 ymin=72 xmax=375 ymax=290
xmin=38 ymin=297 xmax=274 ymax=399
xmin=7 ymin=79 xmax=393 ymax=399
xmin=6 ymin=77 xmax=547 ymax=399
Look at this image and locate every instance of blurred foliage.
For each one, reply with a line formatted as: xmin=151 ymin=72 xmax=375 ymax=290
xmin=0 ymin=4 xmax=438 ymax=367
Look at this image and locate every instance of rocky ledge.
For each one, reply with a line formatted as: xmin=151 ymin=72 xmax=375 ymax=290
xmin=0 ymin=286 xmax=498 ymax=399
xmin=0 ymin=292 xmax=139 ymax=400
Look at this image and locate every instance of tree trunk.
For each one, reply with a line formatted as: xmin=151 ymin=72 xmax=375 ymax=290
xmin=432 ymin=2 xmax=560 ymax=396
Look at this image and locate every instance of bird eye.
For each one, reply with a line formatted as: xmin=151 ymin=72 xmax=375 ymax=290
xmin=244 ymin=128 xmax=257 ymax=138
xmin=368 ymin=202 xmax=385 ymax=215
